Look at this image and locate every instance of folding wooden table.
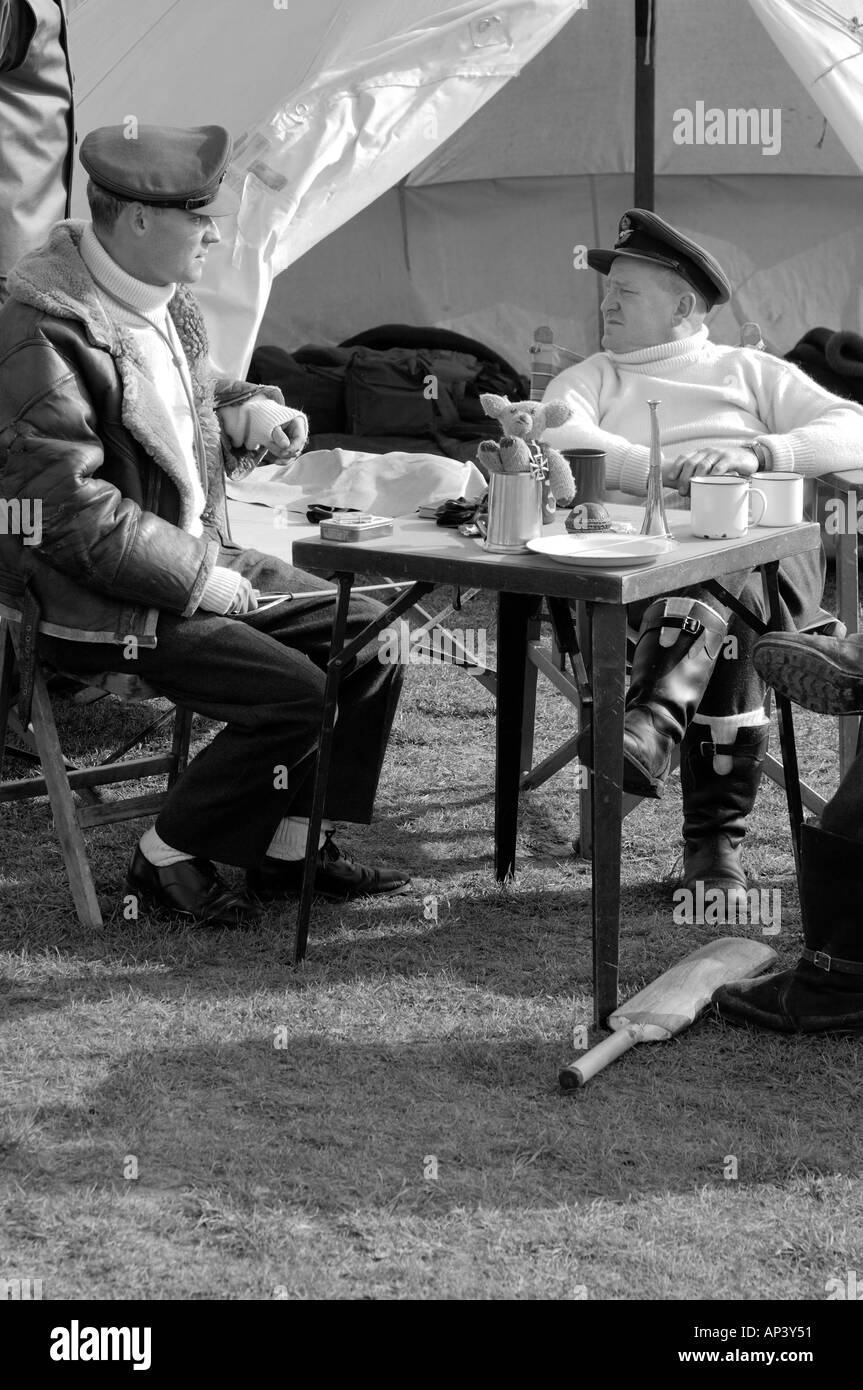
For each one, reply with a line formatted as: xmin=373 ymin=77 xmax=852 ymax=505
xmin=250 ymin=505 xmax=820 ymax=1025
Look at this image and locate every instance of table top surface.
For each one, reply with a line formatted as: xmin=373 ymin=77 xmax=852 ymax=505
xmin=252 ymin=503 xmax=821 ymax=603
xmin=230 ymin=500 xmax=318 ymax=558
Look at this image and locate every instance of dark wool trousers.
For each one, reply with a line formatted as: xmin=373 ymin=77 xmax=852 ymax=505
xmin=37 ymin=547 xmax=403 ymax=867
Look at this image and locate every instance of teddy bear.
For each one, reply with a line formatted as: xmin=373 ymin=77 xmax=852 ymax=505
xmin=477 ymin=394 xmax=577 ymax=505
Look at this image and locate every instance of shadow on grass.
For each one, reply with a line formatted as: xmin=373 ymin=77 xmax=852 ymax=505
xmin=4 ymin=1026 xmax=861 ymax=1211
xmin=3 ymin=849 xmax=717 ymax=1017
xmin=0 ymin=887 xmax=593 ymax=1007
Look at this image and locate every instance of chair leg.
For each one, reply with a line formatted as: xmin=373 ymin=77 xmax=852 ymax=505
xmin=169 ymin=706 xmax=194 ymax=786
xmin=0 ymin=619 xmax=14 ymax=783
xmin=26 ymin=662 xmax=104 ymax=929
xmin=520 ymin=608 xmax=543 ymax=777
xmin=835 ymin=525 xmax=861 ymax=778
xmin=523 ymin=599 xmax=590 ymax=789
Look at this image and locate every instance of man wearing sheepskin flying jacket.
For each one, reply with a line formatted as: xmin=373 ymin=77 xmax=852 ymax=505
xmin=713 ymin=629 xmax=863 ymax=1033
xmin=542 ymin=210 xmax=863 ymax=914
xmin=0 ymin=123 xmax=409 ymax=928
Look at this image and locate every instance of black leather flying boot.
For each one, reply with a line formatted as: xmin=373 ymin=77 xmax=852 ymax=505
xmin=577 ymin=597 xmax=728 ymax=797
xmin=680 ymin=724 xmax=769 ymax=895
xmin=713 ymin=822 xmax=863 ymax=1032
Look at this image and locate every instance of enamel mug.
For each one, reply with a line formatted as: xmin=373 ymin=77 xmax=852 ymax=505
xmin=756 ymin=472 xmax=804 ymax=527
xmin=690 ymin=476 xmax=767 ymax=539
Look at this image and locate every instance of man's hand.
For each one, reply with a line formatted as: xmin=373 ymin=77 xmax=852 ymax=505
xmin=266 ymin=415 xmax=308 ymax=461
xmin=220 ymin=399 xmax=309 ymax=461
xmin=229 ymin=577 xmax=259 ymax=615
xmin=663 ymin=446 xmax=758 ymax=497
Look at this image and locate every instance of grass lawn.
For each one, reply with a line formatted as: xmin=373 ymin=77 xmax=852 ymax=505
xmin=1 ymin=583 xmax=861 ymax=1301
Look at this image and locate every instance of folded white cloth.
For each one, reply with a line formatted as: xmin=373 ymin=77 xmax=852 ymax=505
xmin=225 ymin=449 xmax=487 ymax=518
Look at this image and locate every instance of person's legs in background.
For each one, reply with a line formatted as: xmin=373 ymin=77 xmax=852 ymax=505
xmin=576 ymin=586 xmax=732 ymax=796
xmin=714 ymin=628 xmax=863 ymax=1032
xmin=576 ymin=575 xmax=763 ymax=898
xmin=576 ymin=552 xmax=825 ymax=910
xmin=679 ymin=599 xmax=769 ymax=901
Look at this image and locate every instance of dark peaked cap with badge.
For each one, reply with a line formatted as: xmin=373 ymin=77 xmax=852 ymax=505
xmin=80 ymin=123 xmax=240 ymax=216
xmin=588 ymin=209 xmax=732 ymax=309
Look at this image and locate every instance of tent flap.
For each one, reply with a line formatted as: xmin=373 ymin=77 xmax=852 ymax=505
xmin=748 ymin=0 xmax=863 ymax=175
xmin=71 ymin=0 xmax=863 ymax=376
xmin=73 ymin=0 xmax=589 ymax=373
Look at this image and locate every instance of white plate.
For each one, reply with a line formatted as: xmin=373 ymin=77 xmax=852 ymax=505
xmin=525 ymin=534 xmax=674 ymax=568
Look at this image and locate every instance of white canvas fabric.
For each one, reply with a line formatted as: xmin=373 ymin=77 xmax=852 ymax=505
xmin=749 ymin=0 xmax=863 ymax=175
xmin=71 ymin=0 xmax=587 ymax=374
xmin=258 ymin=0 xmax=863 ymax=367
xmin=225 ymin=450 xmax=486 ymax=519
xmin=70 ymin=0 xmax=863 ymax=377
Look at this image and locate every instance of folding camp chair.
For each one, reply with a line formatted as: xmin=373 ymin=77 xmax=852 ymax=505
xmin=0 ymin=605 xmax=194 ymax=929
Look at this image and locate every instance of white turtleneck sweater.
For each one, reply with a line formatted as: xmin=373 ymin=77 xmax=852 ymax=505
xmin=542 ymin=326 xmax=863 ymax=500
xmin=80 ymin=226 xmax=246 ymax=614
xmin=80 ymin=224 xmax=206 ymax=529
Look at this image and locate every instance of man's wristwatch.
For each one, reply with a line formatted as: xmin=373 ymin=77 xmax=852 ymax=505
xmin=742 ymin=440 xmax=770 ymax=471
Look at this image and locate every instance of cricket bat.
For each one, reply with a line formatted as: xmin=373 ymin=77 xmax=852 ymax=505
xmin=559 ymin=937 xmax=778 ymax=1091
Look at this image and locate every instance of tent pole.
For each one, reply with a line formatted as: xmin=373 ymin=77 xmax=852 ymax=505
xmin=634 ymin=0 xmax=656 ymax=210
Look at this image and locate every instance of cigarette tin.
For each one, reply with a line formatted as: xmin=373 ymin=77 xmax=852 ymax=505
xmin=319 ymin=514 xmax=394 ymax=542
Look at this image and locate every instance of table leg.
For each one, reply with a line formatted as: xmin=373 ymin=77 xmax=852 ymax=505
xmin=589 ymin=602 xmax=628 ymax=1026
xmin=291 ymin=575 xmax=437 ymax=964
xmin=762 ymin=562 xmax=804 ymax=879
xmin=574 ymin=601 xmax=594 ymax=858
xmin=495 ymin=592 xmax=542 ymax=881
xmin=292 ymin=573 xmax=354 ymax=966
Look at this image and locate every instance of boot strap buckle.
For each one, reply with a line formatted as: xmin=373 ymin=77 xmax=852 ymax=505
xmin=681 ymin=616 xmax=702 ymax=635
xmin=697 ymin=741 xmax=735 ymax=758
xmin=802 ymin=947 xmax=863 ymax=975
xmin=696 ymin=739 xmax=761 ymax=760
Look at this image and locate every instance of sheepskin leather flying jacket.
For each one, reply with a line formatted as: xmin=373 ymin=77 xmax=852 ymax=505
xmin=0 ymin=220 xmax=284 ymax=647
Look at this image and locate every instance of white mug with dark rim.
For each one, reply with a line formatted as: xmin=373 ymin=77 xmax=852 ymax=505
xmin=689 ymin=475 xmax=767 ymax=539
xmin=757 ymin=471 xmax=804 ymax=527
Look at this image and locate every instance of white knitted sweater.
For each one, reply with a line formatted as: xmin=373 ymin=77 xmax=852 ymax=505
xmin=542 ymin=326 xmax=863 ymax=499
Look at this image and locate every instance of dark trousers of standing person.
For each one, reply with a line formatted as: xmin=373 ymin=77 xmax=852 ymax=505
xmin=715 ymin=644 xmax=863 ymax=1032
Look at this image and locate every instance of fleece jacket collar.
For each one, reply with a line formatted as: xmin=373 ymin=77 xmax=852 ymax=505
xmin=7 ymin=220 xmax=218 ymax=531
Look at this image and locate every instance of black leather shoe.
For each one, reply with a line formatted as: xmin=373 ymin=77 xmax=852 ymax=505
xmin=713 ymin=962 xmax=863 ymax=1034
xmin=247 ymin=832 xmax=412 ymax=903
xmin=126 ymin=846 xmax=261 ymax=928
xmin=683 ymin=834 xmax=748 ymax=894
xmin=754 ymin=631 xmax=863 ymax=715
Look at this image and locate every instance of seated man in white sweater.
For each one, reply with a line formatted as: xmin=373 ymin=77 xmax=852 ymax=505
xmin=542 ymin=209 xmax=863 ymax=905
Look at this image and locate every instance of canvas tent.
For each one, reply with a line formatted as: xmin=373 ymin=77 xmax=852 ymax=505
xmin=70 ymin=0 xmax=863 ymax=377
xmin=70 ymin=0 xmax=589 ymax=372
